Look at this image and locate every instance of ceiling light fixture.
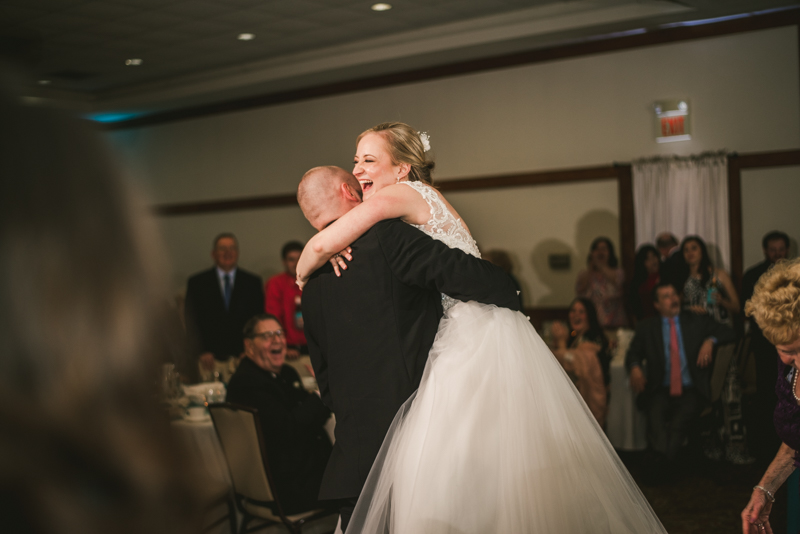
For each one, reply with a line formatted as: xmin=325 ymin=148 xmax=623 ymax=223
xmin=371 ymin=3 xmax=392 ymax=11
xmin=238 ymin=33 xmax=255 ymax=41
xmin=125 ymin=58 xmax=143 ymax=66
xmin=38 ymin=80 xmax=51 ymax=85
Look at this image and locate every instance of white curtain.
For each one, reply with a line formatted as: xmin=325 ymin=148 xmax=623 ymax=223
xmin=632 ymin=152 xmax=730 ymax=271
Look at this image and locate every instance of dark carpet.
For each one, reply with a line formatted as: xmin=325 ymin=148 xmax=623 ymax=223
xmin=618 ymin=451 xmax=786 ymax=534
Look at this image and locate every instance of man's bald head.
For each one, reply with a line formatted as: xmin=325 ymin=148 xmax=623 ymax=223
xmin=298 ymin=166 xmax=362 ymax=230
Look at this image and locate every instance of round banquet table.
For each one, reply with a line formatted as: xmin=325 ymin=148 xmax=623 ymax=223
xmin=171 ymin=412 xmax=336 ymax=485
xmin=172 ymin=417 xmax=232 ymax=485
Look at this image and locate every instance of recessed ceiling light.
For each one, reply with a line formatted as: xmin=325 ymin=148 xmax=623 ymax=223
xmin=38 ymin=80 xmax=51 ymax=85
xmin=371 ymin=3 xmax=392 ymax=11
xmin=125 ymin=58 xmax=143 ymax=66
xmin=238 ymin=33 xmax=255 ymax=41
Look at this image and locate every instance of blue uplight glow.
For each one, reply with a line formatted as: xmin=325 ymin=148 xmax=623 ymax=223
xmin=660 ymin=14 xmax=751 ymax=28
xmin=85 ymin=111 xmax=146 ymax=123
xmin=657 ymin=6 xmax=800 ymax=30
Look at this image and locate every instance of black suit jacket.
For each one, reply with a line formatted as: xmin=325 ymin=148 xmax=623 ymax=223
xmin=184 ymin=267 xmax=264 ymax=360
xmin=659 ymin=250 xmax=684 ymax=291
xmin=742 ymin=259 xmax=771 ymax=306
xmin=625 ymin=312 xmax=734 ymax=407
xmin=226 ymin=358 xmax=332 ymax=513
xmin=302 ymin=219 xmax=521 ymax=501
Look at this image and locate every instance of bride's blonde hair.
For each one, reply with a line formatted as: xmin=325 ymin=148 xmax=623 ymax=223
xmin=357 ymin=122 xmax=435 ymax=185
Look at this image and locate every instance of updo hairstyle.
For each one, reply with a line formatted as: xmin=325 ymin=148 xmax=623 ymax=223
xmin=357 ymin=122 xmax=435 ymax=185
xmin=745 ymin=258 xmax=800 ymax=345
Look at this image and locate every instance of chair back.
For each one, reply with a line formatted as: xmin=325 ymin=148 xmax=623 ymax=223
xmin=208 ymin=403 xmax=275 ymax=503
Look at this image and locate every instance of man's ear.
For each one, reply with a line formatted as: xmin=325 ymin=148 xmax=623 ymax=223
xmin=341 ymin=182 xmax=361 ymax=202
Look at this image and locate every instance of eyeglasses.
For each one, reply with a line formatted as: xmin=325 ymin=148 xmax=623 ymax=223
xmin=251 ymin=329 xmax=284 ymax=341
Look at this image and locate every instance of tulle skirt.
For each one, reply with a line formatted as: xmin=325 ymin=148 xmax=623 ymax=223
xmin=346 ymin=301 xmax=666 ymax=534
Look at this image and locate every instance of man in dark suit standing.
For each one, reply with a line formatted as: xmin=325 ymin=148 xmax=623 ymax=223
xmin=626 ymin=282 xmax=734 ymax=462
xmin=297 ymin=166 xmax=521 ymax=530
xmin=184 ymin=233 xmax=264 ymax=381
xmin=226 ymin=313 xmax=332 ymax=514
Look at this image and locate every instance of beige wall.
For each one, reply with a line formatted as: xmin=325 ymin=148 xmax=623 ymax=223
xmin=741 ymin=166 xmax=800 ymax=271
xmin=446 ymin=180 xmax=619 ymax=307
xmin=108 ymin=26 xmax=800 ymax=306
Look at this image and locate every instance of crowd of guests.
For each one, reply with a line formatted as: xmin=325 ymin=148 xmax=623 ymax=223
xmin=545 ymin=230 xmax=794 ymax=485
xmin=176 ymin=208 xmax=795 ymax=521
xmin=182 ymin=226 xmax=794 ymax=484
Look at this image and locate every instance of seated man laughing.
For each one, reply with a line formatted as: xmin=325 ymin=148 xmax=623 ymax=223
xmin=226 ymin=313 xmax=332 ymax=514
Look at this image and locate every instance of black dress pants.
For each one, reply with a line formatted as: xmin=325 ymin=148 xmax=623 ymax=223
xmin=647 ymin=386 xmax=700 ymax=460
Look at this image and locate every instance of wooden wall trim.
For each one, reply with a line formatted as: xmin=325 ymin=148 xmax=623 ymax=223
xmin=108 ymin=8 xmax=800 ymax=131
xmin=616 ymin=164 xmax=635 ymax=287
xmin=436 ymin=166 xmax=620 ymax=192
xmin=153 ymin=165 xmax=621 ymax=216
xmin=736 ymin=148 xmax=800 ymax=168
xmin=727 ymin=155 xmax=744 ymax=291
xmin=154 ymin=193 xmax=297 ymax=216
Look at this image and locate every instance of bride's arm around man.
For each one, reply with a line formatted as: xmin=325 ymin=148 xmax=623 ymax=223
xmin=296 ymin=165 xmax=521 ymax=530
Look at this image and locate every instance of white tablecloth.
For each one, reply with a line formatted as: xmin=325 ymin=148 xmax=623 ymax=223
xmin=172 ymin=418 xmax=232 ymax=485
xmin=605 ymin=329 xmax=647 ymax=451
xmin=171 ymin=412 xmax=336 ymax=484
xmin=606 ymin=359 xmax=647 ymax=450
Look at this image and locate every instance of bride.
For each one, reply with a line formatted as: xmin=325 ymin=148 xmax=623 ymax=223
xmin=296 ymin=122 xmax=666 ymax=533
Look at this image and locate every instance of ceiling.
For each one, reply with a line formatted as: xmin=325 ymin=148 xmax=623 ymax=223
xmin=1 ymin=0 xmax=797 ymax=122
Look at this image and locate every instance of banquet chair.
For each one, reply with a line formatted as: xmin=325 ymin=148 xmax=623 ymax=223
xmin=198 ymin=479 xmax=237 ymax=534
xmin=208 ymin=403 xmax=337 ymax=534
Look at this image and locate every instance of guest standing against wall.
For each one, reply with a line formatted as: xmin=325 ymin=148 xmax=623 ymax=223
xmin=265 ymin=241 xmax=307 ymax=359
xmin=576 ymin=237 xmax=628 ymax=329
xmin=676 ymin=235 xmax=739 ymax=326
xmin=184 ymin=233 xmax=264 ymax=381
xmin=629 ymin=244 xmax=661 ymax=322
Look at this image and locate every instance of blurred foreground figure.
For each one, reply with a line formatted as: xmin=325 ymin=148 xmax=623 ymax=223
xmin=0 ymin=87 xmax=201 ymax=533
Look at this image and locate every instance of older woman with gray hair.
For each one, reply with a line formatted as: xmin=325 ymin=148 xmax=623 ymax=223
xmin=741 ymin=258 xmax=800 ymax=534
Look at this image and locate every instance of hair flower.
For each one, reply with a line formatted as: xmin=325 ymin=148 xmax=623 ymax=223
xmin=418 ymin=131 xmax=431 ymax=152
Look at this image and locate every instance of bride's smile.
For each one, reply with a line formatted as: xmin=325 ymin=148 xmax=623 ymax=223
xmin=353 ymin=131 xmax=409 ymax=200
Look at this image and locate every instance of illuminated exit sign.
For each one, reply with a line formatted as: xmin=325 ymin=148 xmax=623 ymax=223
xmin=654 ymin=99 xmax=691 ymax=143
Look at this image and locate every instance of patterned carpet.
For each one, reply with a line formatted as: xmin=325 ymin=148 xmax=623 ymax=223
xmin=618 ymin=451 xmax=786 ymax=534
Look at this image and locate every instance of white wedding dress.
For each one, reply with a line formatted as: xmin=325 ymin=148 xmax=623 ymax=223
xmin=345 ymin=181 xmax=667 ymax=534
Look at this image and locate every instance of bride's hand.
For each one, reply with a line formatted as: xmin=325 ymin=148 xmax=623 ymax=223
xmin=329 ymin=247 xmax=353 ymax=277
xmin=296 ymin=274 xmax=308 ymax=290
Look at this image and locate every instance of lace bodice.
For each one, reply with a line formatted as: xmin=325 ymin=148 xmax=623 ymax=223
xmin=402 ymin=180 xmax=480 ymax=311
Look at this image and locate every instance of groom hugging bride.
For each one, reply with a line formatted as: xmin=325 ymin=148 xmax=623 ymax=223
xmin=297 ymin=123 xmax=666 ymax=533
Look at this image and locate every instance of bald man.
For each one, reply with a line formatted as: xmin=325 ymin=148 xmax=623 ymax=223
xmin=297 ymin=166 xmax=521 ymax=529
